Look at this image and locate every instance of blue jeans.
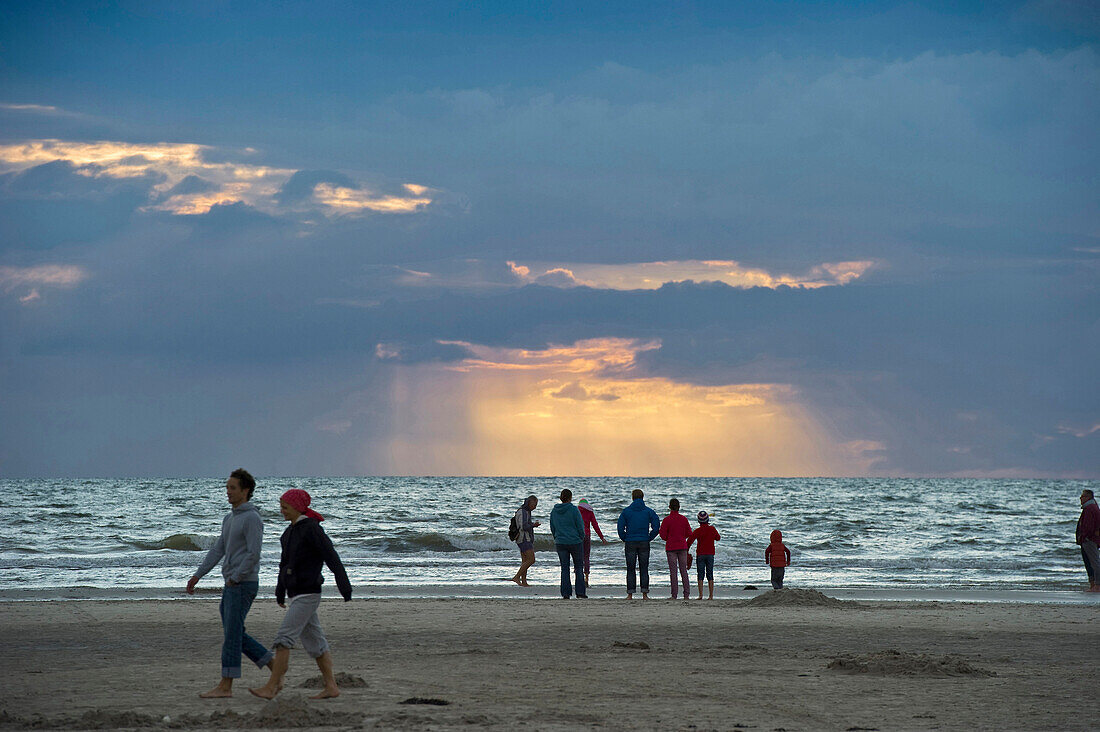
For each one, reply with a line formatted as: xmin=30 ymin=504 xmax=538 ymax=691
xmin=696 ymin=554 xmax=714 ymax=582
xmin=556 ymin=543 xmax=586 ymax=598
xmin=624 ymin=540 xmax=650 ymax=593
xmin=219 ymin=581 xmax=273 ymax=678
xmin=1082 ymin=541 xmax=1099 ymax=583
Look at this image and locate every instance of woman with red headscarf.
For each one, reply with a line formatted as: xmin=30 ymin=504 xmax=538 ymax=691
xmin=250 ymin=489 xmax=352 ymax=700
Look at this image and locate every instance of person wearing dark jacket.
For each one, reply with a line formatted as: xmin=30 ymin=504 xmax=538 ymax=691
xmin=250 ymin=489 xmax=352 ymax=700
xmin=617 ymin=489 xmax=660 ymax=599
xmin=1075 ymin=489 xmax=1100 ymax=592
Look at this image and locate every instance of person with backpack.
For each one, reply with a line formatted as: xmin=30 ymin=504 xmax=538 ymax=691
xmin=510 ymin=495 xmax=540 ymax=587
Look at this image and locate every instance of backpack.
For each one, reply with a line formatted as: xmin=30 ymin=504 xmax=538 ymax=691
xmin=508 ymin=513 xmax=521 ymax=542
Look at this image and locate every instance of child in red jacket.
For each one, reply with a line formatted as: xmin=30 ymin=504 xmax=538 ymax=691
xmin=764 ymin=529 xmax=791 ymax=590
xmin=687 ymin=511 xmax=720 ymax=600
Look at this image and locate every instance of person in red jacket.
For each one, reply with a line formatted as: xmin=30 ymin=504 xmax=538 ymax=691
xmin=764 ymin=529 xmax=791 ymax=590
xmin=659 ymin=498 xmax=693 ymax=600
xmin=687 ymin=511 xmax=720 ymax=600
xmin=576 ymin=499 xmax=608 ymax=587
xmin=1076 ymin=489 xmax=1100 ymax=592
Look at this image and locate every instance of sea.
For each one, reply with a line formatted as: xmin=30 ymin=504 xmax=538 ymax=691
xmin=1 ymin=477 xmax=1095 ymax=600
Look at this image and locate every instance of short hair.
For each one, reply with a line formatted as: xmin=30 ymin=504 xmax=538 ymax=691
xmin=669 ymin=498 xmax=680 ymax=511
xmin=1085 ymin=489 xmax=1095 ymax=499
xmin=560 ymin=488 xmax=572 ymax=502
xmin=230 ymin=468 xmax=256 ymax=500
xmin=631 ymin=489 xmax=644 ymax=499
xmin=525 ymin=494 xmax=538 ymax=507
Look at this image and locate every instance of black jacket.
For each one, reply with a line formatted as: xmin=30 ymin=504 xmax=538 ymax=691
xmin=275 ymin=517 xmax=352 ymax=604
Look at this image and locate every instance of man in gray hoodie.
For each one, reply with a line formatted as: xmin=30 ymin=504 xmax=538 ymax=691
xmin=186 ymin=469 xmax=274 ymax=698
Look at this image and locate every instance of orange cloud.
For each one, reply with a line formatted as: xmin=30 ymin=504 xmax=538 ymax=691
xmin=0 ymin=139 xmax=433 ymax=217
xmin=508 ymin=259 xmax=875 ymax=290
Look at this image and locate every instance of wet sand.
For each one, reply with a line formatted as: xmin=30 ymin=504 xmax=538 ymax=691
xmin=0 ymin=592 xmax=1095 ymax=730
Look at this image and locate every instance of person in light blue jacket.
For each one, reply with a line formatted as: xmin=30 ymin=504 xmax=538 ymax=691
xmin=186 ymin=469 xmax=273 ymax=698
xmin=549 ymin=489 xmax=587 ymax=599
xmin=617 ymin=489 xmax=661 ymax=599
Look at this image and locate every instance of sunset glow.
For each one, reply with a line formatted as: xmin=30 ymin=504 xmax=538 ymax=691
xmin=375 ymin=338 xmax=876 ymax=476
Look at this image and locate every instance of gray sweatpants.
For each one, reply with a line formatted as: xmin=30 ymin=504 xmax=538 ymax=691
xmin=273 ymin=593 xmax=329 ymax=658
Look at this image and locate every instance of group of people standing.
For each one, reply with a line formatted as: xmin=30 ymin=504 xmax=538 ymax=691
xmin=186 ymin=469 xmax=352 ymax=700
xmin=512 ymin=488 xmax=792 ymax=599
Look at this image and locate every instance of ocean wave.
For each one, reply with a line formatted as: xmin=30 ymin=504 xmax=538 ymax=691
xmin=125 ymin=533 xmax=213 ymax=551
xmin=353 ymin=531 xmax=560 ymax=554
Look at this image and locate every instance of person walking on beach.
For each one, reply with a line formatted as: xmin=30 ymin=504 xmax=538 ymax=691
xmin=617 ymin=489 xmax=660 ymax=600
xmin=765 ymin=530 xmax=791 ymax=590
xmin=1076 ymin=489 xmax=1100 ymax=592
xmin=687 ymin=511 xmax=720 ymax=600
xmin=186 ymin=469 xmax=274 ymax=698
xmin=577 ymin=498 xmax=609 ymax=587
xmin=510 ymin=495 xmax=540 ymax=586
xmin=660 ymin=498 xmax=693 ymax=600
xmin=250 ymin=489 xmax=352 ymax=700
xmin=550 ymin=489 xmax=587 ymax=599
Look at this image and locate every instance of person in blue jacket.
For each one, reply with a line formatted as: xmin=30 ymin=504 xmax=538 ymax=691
xmin=617 ymin=488 xmax=661 ymax=599
xmin=549 ymin=488 xmax=587 ymax=599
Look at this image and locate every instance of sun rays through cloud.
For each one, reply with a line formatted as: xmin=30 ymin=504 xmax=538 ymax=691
xmin=371 ymin=337 xmax=880 ymax=476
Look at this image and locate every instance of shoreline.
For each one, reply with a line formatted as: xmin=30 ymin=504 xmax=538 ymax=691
xmin=2 ymin=583 xmax=1099 ymax=604
xmin=0 ymin=595 xmax=1095 ymax=730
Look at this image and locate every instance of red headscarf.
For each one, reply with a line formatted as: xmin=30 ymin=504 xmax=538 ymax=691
xmin=280 ymin=488 xmax=324 ymax=522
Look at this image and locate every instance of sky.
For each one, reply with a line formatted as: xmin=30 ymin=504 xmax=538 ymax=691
xmin=1 ymin=1 xmax=1097 ymax=478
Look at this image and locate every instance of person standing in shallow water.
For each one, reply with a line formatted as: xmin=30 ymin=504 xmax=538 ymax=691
xmin=251 ymin=489 xmax=352 ymax=700
xmin=186 ymin=469 xmax=274 ymax=698
xmin=1076 ymin=489 xmax=1100 ymax=592
xmin=511 ymin=495 xmax=540 ymax=586
xmin=617 ymin=489 xmax=660 ymax=599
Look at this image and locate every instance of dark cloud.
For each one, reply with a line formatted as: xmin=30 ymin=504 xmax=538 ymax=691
xmin=551 ymin=382 xmax=620 ymax=401
xmin=275 ymin=170 xmax=358 ymax=205
xmin=0 ymin=161 xmax=153 ymax=249
xmin=164 ymin=174 xmax=218 ymax=197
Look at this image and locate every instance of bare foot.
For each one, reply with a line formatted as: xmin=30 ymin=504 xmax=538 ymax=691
xmin=310 ymin=686 xmax=340 ymax=699
xmin=1088 ymin=585 xmax=1100 ymax=593
xmin=642 ymin=593 xmax=649 ymax=600
xmin=510 ymin=577 xmax=523 ymax=585
xmin=626 ymin=593 xmax=633 ymax=599
xmin=248 ymin=685 xmax=279 ymax=700
xmin=199 ymin=684 xmax=232 ymax=699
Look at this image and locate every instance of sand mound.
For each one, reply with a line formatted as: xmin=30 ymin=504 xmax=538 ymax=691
xmin=297 ymin=671 xmax=368 ymax=688
xmin=612 ymin=640 xmax=650 ymax=650
xmin=742 ymin=588 xmax=853 ymax=607
xmin=827 ymin=650 xmax=995 ymax=677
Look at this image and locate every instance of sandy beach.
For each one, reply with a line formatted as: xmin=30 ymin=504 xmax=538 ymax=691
xmin=1 ymin=590 xmax=1096 ymax=731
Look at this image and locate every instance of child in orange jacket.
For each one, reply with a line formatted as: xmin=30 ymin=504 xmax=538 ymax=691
xmin=764 ymin=529 xmax=791 ymax=589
